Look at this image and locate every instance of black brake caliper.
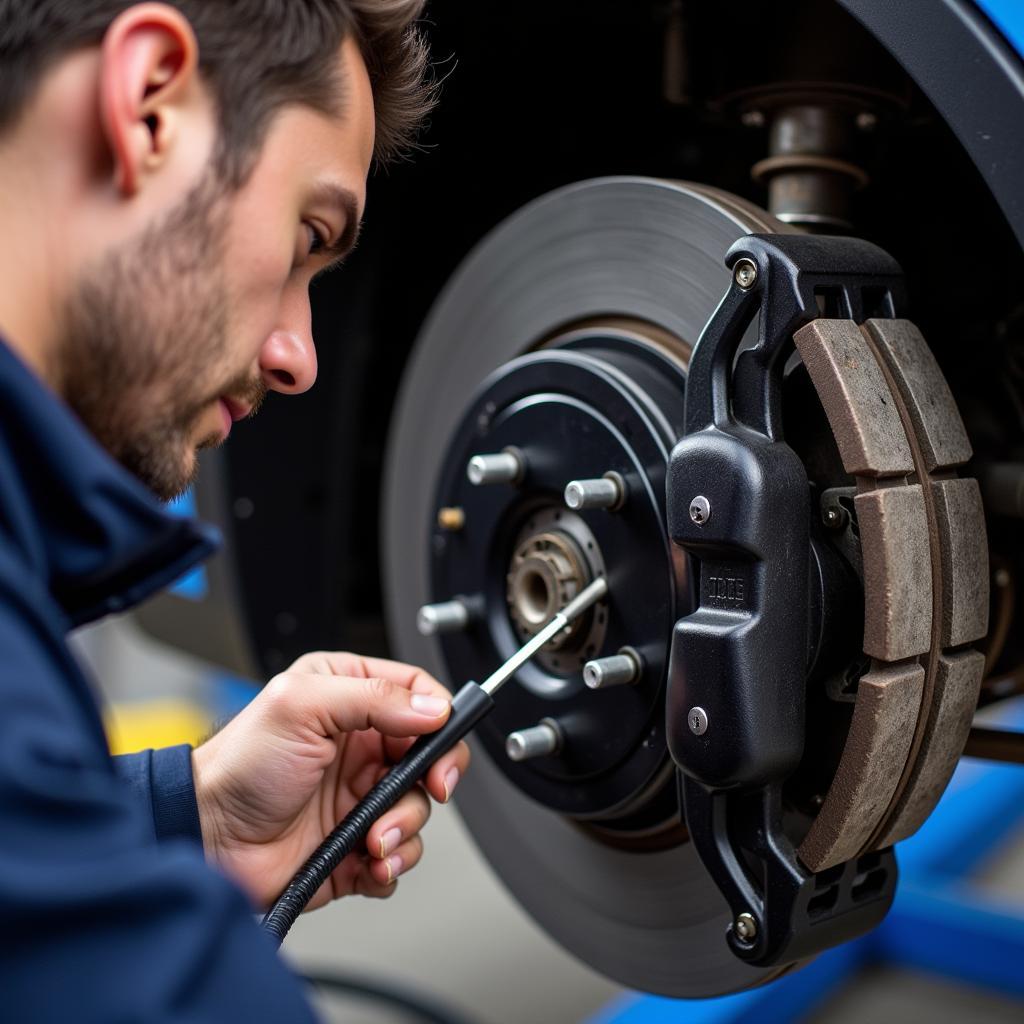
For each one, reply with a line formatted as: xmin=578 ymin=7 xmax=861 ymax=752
xmin=666 ymin=233 xmax=903 ymax=967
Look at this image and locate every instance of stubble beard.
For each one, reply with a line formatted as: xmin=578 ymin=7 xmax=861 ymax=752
xmin=59 ymin=170 xmax=262 ymax=501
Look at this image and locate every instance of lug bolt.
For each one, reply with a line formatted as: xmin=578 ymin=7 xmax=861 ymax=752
xmin=505 ymin=719 xmax=562 ymax=762
xmin=437 ymin=506 xmax=465 ymax=532
xmin=416 ymin=599 xmax=471 ymax=637
xmin=734 ymin=912 xmax=758 ymax=943
xmin=688 ymin=706 xmax=709 ymax=736
xmin=564 ymin=472 xmax=626 ymax=512
xmin=583 ymin=647 xmax=642 ymax=689
xmin=467 ymin=448 xmax=524 ymax=486
xmin=733 ymin=258 xmax=758 ymax=290
xmin=689 ymin=495 xmax=711 ymax=525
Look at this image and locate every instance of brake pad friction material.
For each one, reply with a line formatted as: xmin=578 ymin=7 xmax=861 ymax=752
xmin=798 ymin=662 xmax=924 ymax=872
xmin=863 ymin=319 xmax=973 ymax=472
xmin=875 ymin=650 xmax=985 ymax=847
xmin=855 ymin=485 xmax=932 ymax=661
xmin=793 ymin=319 xmax=913 ymax=478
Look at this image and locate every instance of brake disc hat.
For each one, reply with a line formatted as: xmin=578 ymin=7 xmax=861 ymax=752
xmin=382 ymin=178 xmax=789 ymax=996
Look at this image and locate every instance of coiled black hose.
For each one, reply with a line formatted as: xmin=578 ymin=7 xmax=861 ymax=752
xmin=262 ymin=682 xmax=494 ymax=945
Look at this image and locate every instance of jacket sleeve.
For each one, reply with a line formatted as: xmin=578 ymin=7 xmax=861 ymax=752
xmin=113 ymin=745 xmax=205 ymax=845
xmin=0 ymin=585 xmax=318 ymax=1023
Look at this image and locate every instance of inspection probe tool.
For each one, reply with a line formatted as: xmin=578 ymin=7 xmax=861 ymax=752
xmin=261 ymin=575 xmax=610 ymax=946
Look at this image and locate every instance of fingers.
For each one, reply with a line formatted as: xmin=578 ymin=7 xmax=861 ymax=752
xmin=333 ymin=786 xmax=433 ymax=901
xmin=261 ymin=670 xmax=452 ymax=741
xmin=354 ymin=873 xmax=397 ymax=900
xmin=286 ymin=651 xmax=445 ymax=698
xmin=366 ymin=787 xmax=431 ymax=861
xmin=362 ymin=834 xmax=424 ymax=892
xmin=322 ymin=853 xmax=395 ymax=905
xmin=379 ymin=734 xmax=470 ymax=804
xmin=424 ymin=739 xmax=472 ymax=804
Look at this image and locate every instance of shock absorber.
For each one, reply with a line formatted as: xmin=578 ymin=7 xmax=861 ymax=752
xmin=751 ymin=104 xmax=870 ymax=232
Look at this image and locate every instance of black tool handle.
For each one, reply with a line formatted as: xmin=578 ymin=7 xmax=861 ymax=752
xmin=262 ymin=681 xmax=494 ymax=945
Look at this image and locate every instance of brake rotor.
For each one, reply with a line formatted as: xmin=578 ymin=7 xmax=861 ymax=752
xmin=381 ymin=177 xmax=987 ymax=996
xmin=383 ymin=178 xmax=792 ymax=996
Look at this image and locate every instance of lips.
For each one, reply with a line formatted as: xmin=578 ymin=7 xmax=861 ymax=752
xmin=220 ymin=396 xmax=253 ymax=422
xmin=218 ymin=400 xmax=233 ymax=438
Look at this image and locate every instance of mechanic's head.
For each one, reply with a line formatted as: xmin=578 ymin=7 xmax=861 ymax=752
xmin=0 ymin=1 xmax=433 ymax=498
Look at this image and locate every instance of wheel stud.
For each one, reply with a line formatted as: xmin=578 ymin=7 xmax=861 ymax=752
xmin=467 ymin=448 xmax=524 ymax=486
xmin=583 ymin=647 xmax=642 ymax=689
xmin=505 ymin=719 xmax=563 ymax=762
xmin=564 ymin=472 xmax=626 ymax=511
xmin=416 ymin=598 xmax=473 ymax=637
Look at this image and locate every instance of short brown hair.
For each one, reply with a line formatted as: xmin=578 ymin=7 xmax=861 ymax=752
xmin=0 ymin=0 xmax=436 ymax=181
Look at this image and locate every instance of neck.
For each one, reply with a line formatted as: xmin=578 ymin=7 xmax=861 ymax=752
xmin=0 ymin=51 xmax=107 ymax=393
xmin=0 ymin=152 xmax=64 ymax=386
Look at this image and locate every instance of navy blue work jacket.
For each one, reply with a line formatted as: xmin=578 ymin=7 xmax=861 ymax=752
xmin=0 ymin=338 xmax=316 ymax=1021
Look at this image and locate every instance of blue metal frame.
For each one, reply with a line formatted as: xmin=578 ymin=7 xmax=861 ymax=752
xmin=590 ymin=699 xmax=1024 ymax=1023
xmin=976 ymin=0 xmax=1024 ymax=58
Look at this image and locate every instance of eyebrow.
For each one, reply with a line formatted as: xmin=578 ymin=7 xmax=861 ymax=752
xmin=311 ymin=182 xmax=363 ymax=276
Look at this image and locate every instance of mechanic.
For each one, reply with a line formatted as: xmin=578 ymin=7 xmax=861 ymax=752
xmin=0 ymin=2 xmax=470 ymax=1019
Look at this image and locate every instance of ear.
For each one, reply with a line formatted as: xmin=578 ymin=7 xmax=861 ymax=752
xmin=99 ymin=2 xmax=200 ymax=197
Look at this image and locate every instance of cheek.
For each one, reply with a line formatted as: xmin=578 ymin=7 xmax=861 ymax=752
xmin=224 ymin=238 xmax=295 ymax=355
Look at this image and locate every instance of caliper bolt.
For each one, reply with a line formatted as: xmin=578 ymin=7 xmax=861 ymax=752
xmin=416 ymin=599 xmax=472 ymax=637
xmin=583 ymin=647 xmax=642 ymax=689
xmin=505 ymin=719 xmax=563 ymax=762
xmin=734 ymin=912 xmax=758 ymax=943
xmin=564 ymin=471 xmax=626 ymax=512
xmin=733 ymin=257 xmax=758 ymax=290
xmin=823 ymin=505 xmax=846 ymax=530
xmin=689 ymin=495 xmax=711 ymax=525
xmin=467 ymin=448 xmax=524 ymax=486
xmin=688 ymin=706 xmax=709 ymax=736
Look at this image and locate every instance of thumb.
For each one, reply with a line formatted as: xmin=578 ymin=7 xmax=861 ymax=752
xmin=266 ymin=672 xmax=452 ymax=739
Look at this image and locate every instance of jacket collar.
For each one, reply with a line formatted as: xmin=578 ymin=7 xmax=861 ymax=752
xmin=0 ymin=337 xmax=220 ymax=626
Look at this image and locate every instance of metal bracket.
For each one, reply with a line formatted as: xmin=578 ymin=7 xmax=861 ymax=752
xmin=666 ymin=233 xmax=905 ymax=966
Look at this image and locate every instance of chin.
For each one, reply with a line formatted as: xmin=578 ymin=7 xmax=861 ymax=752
xmin=162 ymin=447 xmax=204 ymax=503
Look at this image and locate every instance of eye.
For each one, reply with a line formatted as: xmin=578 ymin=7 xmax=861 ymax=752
xmin=305 ymin=221 xmax=329 ymax=257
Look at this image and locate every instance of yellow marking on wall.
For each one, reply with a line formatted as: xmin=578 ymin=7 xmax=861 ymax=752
xmin=105 ymin=699 xmax=213 ymax=755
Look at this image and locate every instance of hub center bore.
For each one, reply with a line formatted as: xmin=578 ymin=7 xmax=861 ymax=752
xmin=508 ymin=532 xmax=584 ymax=636
xmin=506 ymin=507 xmax=605 ymax=672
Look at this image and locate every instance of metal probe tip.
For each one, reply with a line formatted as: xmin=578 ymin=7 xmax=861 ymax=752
xmin=479 ymin=576 xmax=609 ymax=696
xmin=559 ymin=575 xmax=609 ymax=622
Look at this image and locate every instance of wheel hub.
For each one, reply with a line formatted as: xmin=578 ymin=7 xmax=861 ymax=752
xmin=429 ymin=335 xmax=688 ymax=820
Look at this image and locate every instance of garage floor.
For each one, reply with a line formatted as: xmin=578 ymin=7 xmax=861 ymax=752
xmin=76 ymin=615 xmax=1024 ymax=1024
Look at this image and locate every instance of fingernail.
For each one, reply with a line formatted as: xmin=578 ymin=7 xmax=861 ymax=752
xmin=443 ymin=766 xmax=460 ymax=803
xmin=379 ymin=827 xmax=402 ymax=858
xmin=385 ymin=854 xmax=404 ymax=883
xmin=411 ymin=693 xmax=450 ymax=717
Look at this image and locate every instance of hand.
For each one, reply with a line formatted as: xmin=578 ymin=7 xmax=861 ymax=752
xmin=191 ymin=651 xmax=470 ymax=911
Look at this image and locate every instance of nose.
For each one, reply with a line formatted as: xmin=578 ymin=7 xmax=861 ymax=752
xmin=259 ymin=328 xmax=318 ymax=395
